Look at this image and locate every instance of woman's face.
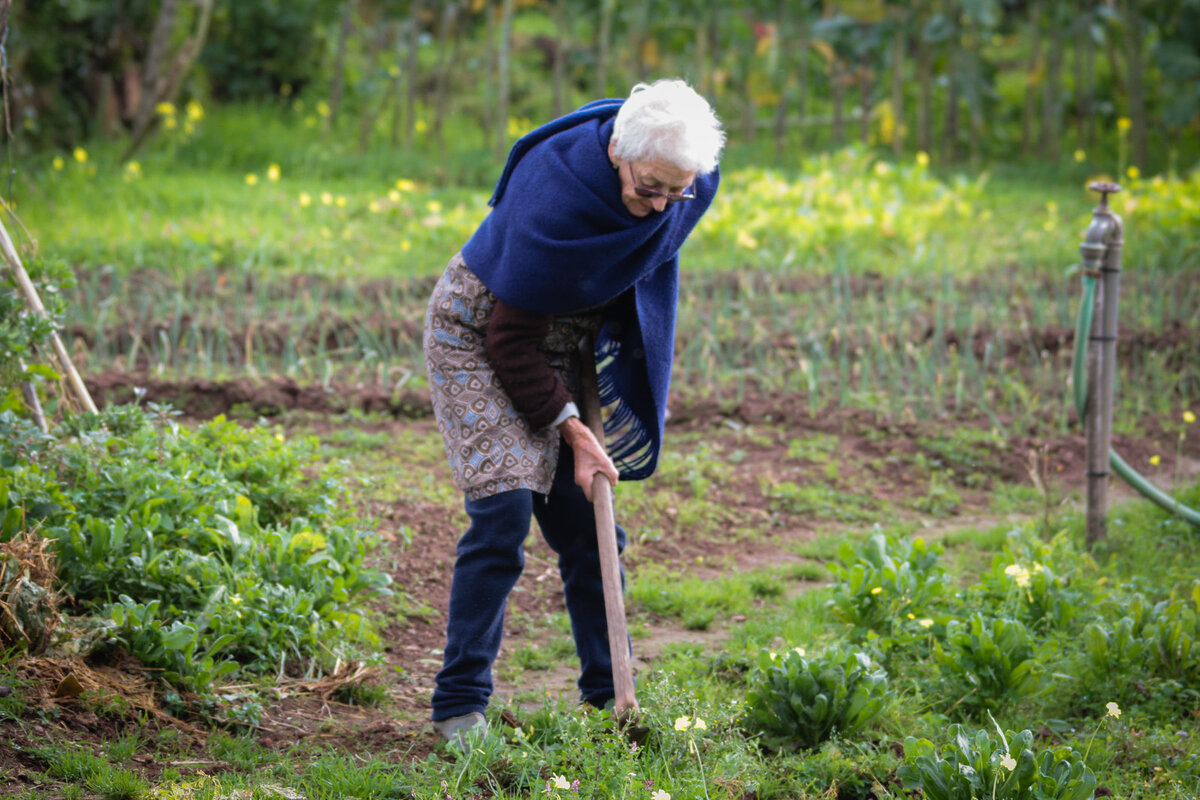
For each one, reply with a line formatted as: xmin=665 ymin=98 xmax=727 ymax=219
xmin=609 ymin=140 xmax=697 ymax=218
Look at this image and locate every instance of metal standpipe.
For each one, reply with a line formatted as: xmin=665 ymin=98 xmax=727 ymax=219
xmin=1079 ymin=181 xmax=1123 ymax=544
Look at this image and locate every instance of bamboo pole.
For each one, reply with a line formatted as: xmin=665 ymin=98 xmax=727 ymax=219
xmin=0 ymin=217 xmax=98 ymax=414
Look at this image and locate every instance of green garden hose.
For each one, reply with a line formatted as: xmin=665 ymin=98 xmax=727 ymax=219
xmin=1072 ymin=273 xmax=1200 ymax=527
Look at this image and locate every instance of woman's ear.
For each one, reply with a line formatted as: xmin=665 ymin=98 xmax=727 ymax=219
xmin=607 ymin=138 xmax=617 ymax=166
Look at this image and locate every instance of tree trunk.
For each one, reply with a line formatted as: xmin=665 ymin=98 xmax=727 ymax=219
xmin=433 ymin=2 xmax=460 ymax=142
xmin=916 ymin=27 xmax=932 ymax=154
xmin=1081 ymin=4 xmax=1095 ymax=147
xmin=891 ymin=16 xmax=905 ymax=156
xmin=831 ymin=60 xmax=845 ymax=146
xmin=859 ymin=58 xmax=873 ymax=145
xmin=596 ymin=0 xmax=615 ymax=96
xmin=403 ymin=0 xmax=422 ymax=148
xmin=1041 ymin=9 xmax=1063 ymax=160
xmin=631 ymin=0 xmax=651 ymax=82
xmin=772 ymin=1 xmax=791 ymax=162
xmin=495 ymin=0 xmax=515 ymax=159
xmin=942 ymin=46 xmax=959 ymax=163
xmin=122 ymin=0 xmax=214 ymax=161
xmin=131 ymin=0 xmax=180 ymax=136
xmin=552 ymin=0 xmax=567 ymax=118
xmin=358 ymin=23 xmax=391 ymax=154
xmin=1022 ymin=0 xmax=1042 ymax=155
xmin=327 ymin=0 xmax=355 ymax=133
xmin=1121 ymin=0 xmax=1148 ymax=169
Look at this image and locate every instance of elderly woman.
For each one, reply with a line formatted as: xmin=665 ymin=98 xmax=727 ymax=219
xmin=424 ymin=78 xmax=724 ymax=743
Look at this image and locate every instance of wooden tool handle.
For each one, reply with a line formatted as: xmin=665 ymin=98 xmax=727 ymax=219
xmin=578 ymin=336 xmax=638 ymax=716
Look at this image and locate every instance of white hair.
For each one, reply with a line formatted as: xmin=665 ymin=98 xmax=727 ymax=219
xmin=611 ymin=79 xmax=724 ymax=175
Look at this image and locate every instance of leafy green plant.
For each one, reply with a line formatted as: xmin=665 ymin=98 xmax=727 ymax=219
xmin=0 ymin=256 xmax=72 ymax=416
xmin=1 ymin=404 xmax=389 ymax=691
xmin=898 ymin=726 xmax=1097 ymax=800
xmin=1083 ymin=587 xmax=1200 ymax=697
xmin=826 ymin=531 xmax=948 ymax=636
xmin=933 ymin=614 xmax=1048 ymax=717
xmin=742 ymin=647 xmax=889 ymax=750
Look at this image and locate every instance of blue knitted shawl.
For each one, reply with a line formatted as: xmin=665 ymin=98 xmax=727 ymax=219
xmin=462 ymin=99 xmax=719 ymax=480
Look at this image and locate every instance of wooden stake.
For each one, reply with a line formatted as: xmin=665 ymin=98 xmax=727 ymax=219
xmin=0 ymin=217 xmax=98 ymax=414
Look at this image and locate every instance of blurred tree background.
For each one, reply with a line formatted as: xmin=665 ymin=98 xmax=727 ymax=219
xmin=5 ymin=0 xmax=1199 ymax=177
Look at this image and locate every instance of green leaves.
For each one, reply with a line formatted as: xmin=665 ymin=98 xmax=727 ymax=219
xmin=934 ymin=614 xmax=1048 ymax=717
xmin=2 ymin=403 xmax=389 ymax=692
xmin=742 ymin=647 xmax=889 ymax=750
xmin=827 ymin=531 xmax=948 ymax=636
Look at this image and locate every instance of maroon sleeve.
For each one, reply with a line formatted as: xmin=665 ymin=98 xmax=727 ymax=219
xmin=485 ymin=299 xmax=573 ymax=430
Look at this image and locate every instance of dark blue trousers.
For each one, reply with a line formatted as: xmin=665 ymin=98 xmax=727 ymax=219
xmin=431 ymin=445 xmax=628 ymax=721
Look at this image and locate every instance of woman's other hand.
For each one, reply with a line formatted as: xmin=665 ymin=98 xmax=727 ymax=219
xmin=558 ymin=416 xmax=619 ymax=502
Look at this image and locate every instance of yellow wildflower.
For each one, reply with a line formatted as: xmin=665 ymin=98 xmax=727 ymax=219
xmin=870 ymin=586 xmax=883 ymax=595
xmin=916 ymin=151 xmax=930 ymax=167
xmin=73 ymin=147 xmax=88 ymax=163
xmin=396 ymin=178 xmax=417 ymax=191
xmin=299 ymin=192 xmax=312 ymax=207
xmin=1184 ymin=410 xmax=1196 ymax=424
xmin=550 ymin=775 xmax=570 ymax=790
xmin=692 ymin=718 xmax=707 ymax=730
xmin=321 ymin=191 xmax=333 ymax=206
xmin=427 ymin=200 xmax=442 ymax=213
xmin=1117 ymin=117 xmax=1131 ymax=131
xmin=335 ymin=195 xmax=347 ymax=208
xmin=317 ymin=100 xmax=331 ymax=118
xmin=1150 ymin=455 xmax=1161 ymax=466
xmin=155 ymin=102 xmax=176 ymax=116
xmin=186 ymin=100 xmax=205 ymax=121
xmin=1106 ymin=701 xmax=1121 ymax=718
xmin=918 ymin=618 xmax=934 ymax=628
xmin=267 ymin=164 xmax=281 ymax=182
xmin=1126 ymin=166 xmax=1140 ymax=180
xmin=415 ymin=118 xmax=428 ymax=132
xmin=1000 ymin=753 xmax=1017 ymax=771
xmin=52 ymin=156 xmax=64 ymax=170
xmin=1074 ymin=149 xmax=1086 ymax=163
xmin=245 ymin=173 xmax=259 ymax=185
xmin=674 ymin=716 xmax=691 ymax=732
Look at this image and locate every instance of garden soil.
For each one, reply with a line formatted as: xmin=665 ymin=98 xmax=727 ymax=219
xmin=1 ymin=377 xmax=1197 ymax=795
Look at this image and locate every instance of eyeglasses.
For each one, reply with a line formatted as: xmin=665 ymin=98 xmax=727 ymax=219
xmin=628 ymin=161 xmax=695 ymax=203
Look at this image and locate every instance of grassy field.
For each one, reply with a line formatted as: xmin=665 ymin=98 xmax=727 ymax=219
xmin=2 ymin=103 xmax=1199 ymax=798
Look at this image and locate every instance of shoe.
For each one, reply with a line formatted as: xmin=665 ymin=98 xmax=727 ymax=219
xmin=432 ymin=711 xmax=486 ymax=747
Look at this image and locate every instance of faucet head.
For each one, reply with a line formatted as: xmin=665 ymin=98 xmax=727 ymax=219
xmin=1088 ymin=181 xmax=1122 ymax=209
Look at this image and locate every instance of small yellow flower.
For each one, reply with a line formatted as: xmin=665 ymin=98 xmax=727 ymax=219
xmin=400 ymin=239 xmax=412 ymax=252
xmin=1126 ymin=166 xmax=1140 ymax=180
xmin=164 ymin=115 xmax=178 ymax=130
xmin=1150 ymin=455 xmax=1161 ymax=466
xmin=388 ymin=189 xmax=401 ymax=202
xmin=1184 ymin=410 xmax=1196 ymax=424
xmin=692 ymin=718 xmax=707 ymax=730
xmin=652 ymin=791 xmax=671 ymax=800
xmin=299 ymin=192 xmax=312 ymax=207
xmin=267 ymin=164 xmax=281 ymax=182
xmin=1000 ymin=753 xmax=1017 ymax=771
xmin=321 ymin=191 xmax=333 ymax=206
xmin=551 ymin=774 xmax=570 ymax=790
xmin=1117 ymin=117 xmax=1131 ymax=131
xmin=870 ymin=586 xmax=883 ymax=595
xmin=73 ymin=147 xmax=88 ymax=163
xmin=415 ymin=118 xmax=428 ymax=132
xmin=335 ymin=195 xmax=347 ymax=208
xmin=1074 ymin=149 xmax=1086 ymax=163
xmin=906 ymin=613 xmax=916 ymax=620
xmin=369 ymin=200 xmax=381 ymax=213
xmin=52 ymin=156 xmax=64 ymax=170
xmin=427 ymin=200 xmax=442 ymax=213
xmin=674 ymin=716 xmax=691 ymax=732
xmin=918 ymin=618 xmax=934 ymax=628
xmin=395 ymin=178 xmax=416 ymax=191
xmin=186 ymin=100 xmax=205 ymax=121
xmin=873 ymin=161 xmax=890 ymax=177
xmin=916 ymin=151 xmax=930 ymax=167
xmin=1106 ymin=701 xmax=1121 ymax=718
xmin=736 ymin=229 xmax=759 ymax=249
xmin=245 ymin=173 xmax=259 ymax=185
xmin=317 ymin=100 xmax=331 ymax=118
xmin=155 ymin=101 xmax=176 ymax=116
xmin=792 ymin=646 xmax=806 ymax=656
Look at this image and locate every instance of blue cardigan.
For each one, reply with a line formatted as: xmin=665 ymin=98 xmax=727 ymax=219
xmin=462 ymin=100 xmax=719 ymax=480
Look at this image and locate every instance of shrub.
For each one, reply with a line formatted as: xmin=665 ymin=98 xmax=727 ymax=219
xmin=898 ymin=726 xmax=1097 ymax=800
xmin=742 ymin=647 xmax=889 ymax=750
